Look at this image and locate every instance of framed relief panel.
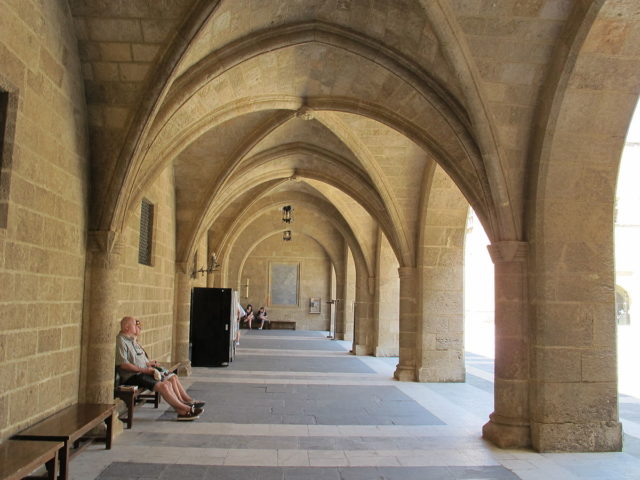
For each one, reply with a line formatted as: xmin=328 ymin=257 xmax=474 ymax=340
xmin=269 ymin=262 xmax=299 ymax=306
xmin=309 ymin=297 xmax=321 ymax=314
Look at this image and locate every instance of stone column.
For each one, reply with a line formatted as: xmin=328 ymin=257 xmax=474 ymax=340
xmin=174 ymin=263 xmax=192 ymax=376
xmin=341 ymin=245 xmax=356 ymax=342
xmin=373 ymin=229 xmax=400 ymax=357
xmin=482 ymin=241 xmax=530 ymax=448
xmin=394 ymin=266 xmax=418 ymax=381
xmin=84 ymin=230 xmax=122 ymax=404
xmin=416 ymin=253 xmax=465 ymax=382
xmin=352 ymin=275 xmax=374 ymax=355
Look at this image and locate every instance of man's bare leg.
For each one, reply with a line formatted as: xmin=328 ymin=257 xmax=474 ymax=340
xmin=166 ymin=375 xmax=193 ymax=404
xmin=154 ymin=382 xmax=190 ymax=414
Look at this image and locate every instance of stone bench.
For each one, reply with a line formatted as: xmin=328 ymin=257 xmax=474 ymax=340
xmin=0 ymin=439 xmax=62 ymax=480
xmin=11 ymin=403 xmax=115 ymax=480
xmin=114 ymin=362 xmax=180 ymax=429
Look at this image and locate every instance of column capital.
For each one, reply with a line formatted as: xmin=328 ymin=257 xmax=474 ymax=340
xmin=88 ymin=230 xmax=121 ymax=255
xmin=487 ymin=241 xmax=528 ymax=264
xmin=176 ymin=261 xmax=190 ymax=276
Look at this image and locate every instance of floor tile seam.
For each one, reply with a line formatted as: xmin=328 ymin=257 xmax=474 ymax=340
xmin=188 ymin=371 xmax=389 ymax=380
xmin=104 ymin=444 xmax=504 ymax=467
xmin=189 ymin=375 xmax=390 ymax=383
xmin=184 ymin=377 xmax=400 ymax=385
xmin=190 ymin=370 xmax=382 ymax=377
xmin=239 ymin=335 xmax=331 ymax=340
xmin=235 ymin=349 xmax=352 ymax=356
xmin=121 ymin=422 xmax=473 ymax=437
xmin=116 ymin=433 xmax=481 ymax=444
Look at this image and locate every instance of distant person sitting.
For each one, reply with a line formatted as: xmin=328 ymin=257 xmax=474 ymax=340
xmin=256 ymin=306 xmax=269 ymax=330
xmin=116 ymin=316 xmax=205 ymax=421
xmin=242 ymin=304 xmax=255 ymax=329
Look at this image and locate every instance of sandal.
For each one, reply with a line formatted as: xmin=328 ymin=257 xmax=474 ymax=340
xmin=177 ymin=406 xmax=203 ymax=421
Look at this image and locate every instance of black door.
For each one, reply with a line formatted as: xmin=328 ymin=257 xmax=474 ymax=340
xmin=190 ymin=287 xmax=232 ymax=366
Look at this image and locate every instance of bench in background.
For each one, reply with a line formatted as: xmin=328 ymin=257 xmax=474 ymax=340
xmin=269 ymin=320 xmax=296 ymax=330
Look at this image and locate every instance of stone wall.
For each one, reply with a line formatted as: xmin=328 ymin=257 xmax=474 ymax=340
xmin=241 ymin=235 xmax=331 ymax=331
xmin=0 ymin=0 xmax=89 ymax=438
xmin=117 ymin=165 xmax=176 ymax=362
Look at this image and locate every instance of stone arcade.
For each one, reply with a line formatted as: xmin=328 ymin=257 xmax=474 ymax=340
xmin=1 ymin=0 xmax=638 ymax=457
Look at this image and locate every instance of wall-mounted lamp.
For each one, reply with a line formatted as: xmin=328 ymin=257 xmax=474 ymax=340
xmin=241 ymin=278 xmax=250 ymax=298
xmin=191 ymin=252 xmax=221 ymax=278
xmin=282 ymin=205 xmax=293 ymax=223
xmin=283 ymin=230 xmax=292 ymax=242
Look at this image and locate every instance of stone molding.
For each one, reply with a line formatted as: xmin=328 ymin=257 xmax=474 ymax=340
xmin=487 ymin=241 xmax=528 ymax=264
xmin=397 ymin=266 xmax=417 ymax=279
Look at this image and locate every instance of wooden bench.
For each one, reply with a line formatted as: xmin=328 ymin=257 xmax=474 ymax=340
xmin=269 ymin=320 xmax=296 ymax=330
xmin=114 ymin=362 xmax=180 ymax=429
xmin=11 ymin=403 xmax=115 ymax=480
xmin=0 ymin=439 xmax=62 ymax=480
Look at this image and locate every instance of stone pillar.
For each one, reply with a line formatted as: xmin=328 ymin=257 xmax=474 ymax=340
xmin=333 ymin=277 xmax=346 ymax=340
xmin=416 ymin=253 xmax=465 ymax=382
xmin=373 ymin=229 xmax=400 ymax=357
xmin=84 ymin=230 xmax=122 ymax=404
xmin=352 ymin=275 xmax=374 ymax=355
xmin=341 ymin=245 xmax=356 ymax=342
xmin=482 ymin=241 xmax=530 ymax=448
xmin=174 ymin=263 xmax=192 ymax=376
xmin=394 ymin=266 xmax=418 ymax=381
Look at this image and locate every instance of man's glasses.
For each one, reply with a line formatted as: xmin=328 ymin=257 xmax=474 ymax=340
xmin=135 ymin=321 xmax=142 ymax=327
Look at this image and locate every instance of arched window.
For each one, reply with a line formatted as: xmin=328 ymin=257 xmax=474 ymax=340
xmin=616 ymin=285 xmax=630 ymax=326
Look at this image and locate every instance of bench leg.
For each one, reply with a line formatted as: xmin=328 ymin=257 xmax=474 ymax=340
xmin=126 ymin=398 xmax=134 ymax=429
xmin=154 ymin=391 xmax=160 ymax=408
xmin=58 ymin=442 xmax=70 ymax=480
xmin=45 ymin=450 xmax=59 ymax=480
xmin=105 ymin=413 xmax=113 ymax=449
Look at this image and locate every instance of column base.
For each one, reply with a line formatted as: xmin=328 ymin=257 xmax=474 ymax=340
xmin=417 ymin=367 xmax=465 ymax=383
xmin=374 ymin=345 xmax=399 ymax=357
xmin=111 ymin=412 xmax=125 ymax=439
xmin=531 ymin=420 xmax=622 ymax=452
xmin=353 ymin=344 xmax=371 ymax=355
xmin=393 ymin=364 xmax=416 ymax=381
xmin=483 ymin=414 xmax=531 ymax=449
xmin=177 ymin=360 xmax=192 ymax=377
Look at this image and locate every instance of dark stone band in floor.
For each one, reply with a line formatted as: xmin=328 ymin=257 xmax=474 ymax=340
xmin=158 ymin=383 xmax=445 ymax=425
xmin=97 ymin=462 xmax=521 ymax=480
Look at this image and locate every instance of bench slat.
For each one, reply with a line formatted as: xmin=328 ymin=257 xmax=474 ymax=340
xmin=0 ymin=439 xmax=61 ymax=480
xmin=12 ymin=404 xmax=114 ymax=439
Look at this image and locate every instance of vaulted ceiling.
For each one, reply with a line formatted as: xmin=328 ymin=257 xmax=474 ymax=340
xmin=68 ymin=0 xmax=589 ymax=270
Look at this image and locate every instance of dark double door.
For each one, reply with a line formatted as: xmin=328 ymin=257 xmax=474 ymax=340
xmin=189 ymin=287 xmax=236 ymax=367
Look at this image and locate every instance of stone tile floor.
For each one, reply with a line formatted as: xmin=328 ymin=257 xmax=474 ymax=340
xmin=68 ymin=330 xmax=640 ymax=479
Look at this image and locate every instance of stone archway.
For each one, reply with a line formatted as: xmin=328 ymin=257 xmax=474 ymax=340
xmin=526 ymin=1 xmax=640 ymax=452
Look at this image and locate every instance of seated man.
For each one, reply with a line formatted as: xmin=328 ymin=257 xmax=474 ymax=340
xmin=115 ymin=316 xmax=205 ymax=421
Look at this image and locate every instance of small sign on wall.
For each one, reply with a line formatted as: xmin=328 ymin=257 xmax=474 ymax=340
xmin=309 ymin=297 xmax=321 ymax=314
